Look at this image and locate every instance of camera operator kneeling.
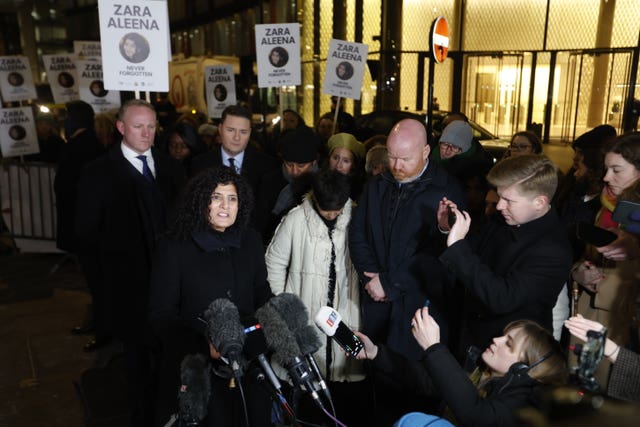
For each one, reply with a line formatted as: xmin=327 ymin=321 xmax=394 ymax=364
xmin=356 ymin=307 xmax=568 ymax=427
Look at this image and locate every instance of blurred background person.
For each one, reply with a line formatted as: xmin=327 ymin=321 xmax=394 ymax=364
xmin=556 ymin=125 xmax=615 ymax=261
xmin=365 ymin=144 xmax=389 ymax=178
xmin=255 ymin=126 xmax=320 ymax=244
xmin=503 ymin=130 xmax=543 ymax=159
xmin=326 ymin=132 xmax=366 ymax=200
xmin=198 ymin=123 xmax=219 ymax=150
xmin=55 ymin=100 xmax=106 ymax=344
xmin=25 ymin=111 xmax=64 ymax=163
xmin=94 ymin=111 xmax=119 ymax=149
xmin=162 ymin=122 xmax=205 ymax=176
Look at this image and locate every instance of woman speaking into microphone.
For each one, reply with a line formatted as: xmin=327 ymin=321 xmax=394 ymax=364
xmin=149 ymin=166 xmax=273 ymax=427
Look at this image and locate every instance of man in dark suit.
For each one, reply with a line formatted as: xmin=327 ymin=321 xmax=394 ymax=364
xmin=75 ymin=99 xmax=186 ymax=426
xmin=190 ymin=104 xmax=277 ymax=195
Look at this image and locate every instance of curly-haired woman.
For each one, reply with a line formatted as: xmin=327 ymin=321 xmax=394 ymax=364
xmin=149 ymin=166 xmax=273 ymax=426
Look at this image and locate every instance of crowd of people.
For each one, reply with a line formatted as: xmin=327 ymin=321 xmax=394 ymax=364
xmin=43 ymin=97 xmax=640 ymax=426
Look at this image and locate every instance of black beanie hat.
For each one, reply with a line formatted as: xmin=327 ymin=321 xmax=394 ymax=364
xmin=279 ymin=126 xmax=320 ymax=163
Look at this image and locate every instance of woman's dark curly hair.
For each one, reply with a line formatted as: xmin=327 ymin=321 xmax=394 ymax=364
xmin=166 ymin=166 xmax=254 ymax=239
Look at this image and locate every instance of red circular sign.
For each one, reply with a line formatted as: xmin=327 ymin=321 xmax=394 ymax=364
xmin=431 ymin=16 xmax=450 ymax=64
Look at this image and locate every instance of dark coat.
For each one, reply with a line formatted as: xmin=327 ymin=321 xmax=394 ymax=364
xmin=148 ymin=228 xmax=274 ymax=426
xmin=74 ymin=145 xmax=186 ymax=340
xmin=439 ymin=210 xmax=572 ymax=354
xmin=54 ymin=128 xmax=105 ymax=251
xmin=374 ymin=343 xmax=538 ymax=427
xmin=254 ymin=166 xmax=315 ymax=244
xmin=190 ymin=145 xmax=278 ymax=196
xmin=349 ymin=163 xmax=466 ymax=358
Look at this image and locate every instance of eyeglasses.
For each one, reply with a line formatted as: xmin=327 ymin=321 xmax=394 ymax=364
xmin=510 ymin=144 xmax=532 ymax=151
xmin=439 ymin=141 xmax=462 ymax=153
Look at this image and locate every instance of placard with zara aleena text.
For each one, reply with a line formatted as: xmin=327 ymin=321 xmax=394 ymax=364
xmin=0 ymin=107 xmax=39 ymax=158
xmin=255 ymin=23 xmax=301 ymax=88
xmin=0 ymin=56 xmax=38 ymax=102
xmin=43 ymin=54 xmax=80 ymax=105
xmin=322 ymin=39 xmax=369 ymax=100
xmin=205 ymin=65 xmax=237 ymax=119
xmin=76 ymin=59 xmax=121 ymax=113
xmin=97 ymin=0 xmax=170 ymax=92
xmin=74 ymin=40 xmax=102 ymax=60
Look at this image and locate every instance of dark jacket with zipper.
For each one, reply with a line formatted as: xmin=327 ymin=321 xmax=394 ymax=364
xmin=349 ymin=162 xmax=466 ymax=359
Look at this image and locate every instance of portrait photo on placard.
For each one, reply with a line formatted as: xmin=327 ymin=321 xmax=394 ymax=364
xmin=8 ymin=72 xmax=24 ymax=87
xmin=58 ymin=72 xmax=75 ymax=88
xmin=336 ymin=61 xmax=354 ymax=80
xmin=268 ymin=46 xmax=289 ymax=68
xmin=213 ymin=84 xmax=228 ymax=102
xmin=89 ymin=80 xmax=108 ymax=97
xmin=9 ymin=125 xmax=27 ymax=141
xmin=119 ymin=32 xmax=150 ymax=64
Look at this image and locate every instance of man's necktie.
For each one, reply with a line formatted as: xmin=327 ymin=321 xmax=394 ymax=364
xmin=228 ymin=157 xmax=238 ymax=173
xmin=136 ymin=155 xmax=154 ymax=182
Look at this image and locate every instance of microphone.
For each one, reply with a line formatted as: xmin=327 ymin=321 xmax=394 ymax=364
xmin=241 ymin=316 xmax=283 ymax=393
xmin=295 ymin=324 xmax=332 ymax=400
xmin=255 ymin=302 xmax=323 ymax=407
xmin=203 ymin=298 xmax=245 ymax=378
xmin=269 ymin=294 xmax=331 ymax=397
xmin=314 ymin=306 xmax=364 ymax=358
xmin=177 ymin=353 xmax=211 ymax=426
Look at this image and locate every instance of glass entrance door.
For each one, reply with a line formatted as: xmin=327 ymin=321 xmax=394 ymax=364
xmin=463 ymin=54 xmax=530 ymax=139
xmin=552 ymin=50 xmax=634 ymax=143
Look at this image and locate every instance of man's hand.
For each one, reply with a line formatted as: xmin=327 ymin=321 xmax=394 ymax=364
xmin=596 ymin=228 xmax=640 ymax=261
xmin=364 ymin=271 xmax=386 ymax=302
xmin=411 ymin=307 xmax=440 ymax=351
xmin=446 ymin=207 xmax=471 ymax=246
xmin=437 ymin=197 xmax=457 ymax=232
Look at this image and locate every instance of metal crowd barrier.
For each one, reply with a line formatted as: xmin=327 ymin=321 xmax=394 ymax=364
xmin=1 ymin=160 xmax=57 ymax=243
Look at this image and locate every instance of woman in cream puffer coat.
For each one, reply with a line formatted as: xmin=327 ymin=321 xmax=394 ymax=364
xmin=265 ymin=171 xmax=364 ymax=385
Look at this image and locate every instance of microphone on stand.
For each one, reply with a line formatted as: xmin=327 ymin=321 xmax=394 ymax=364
xmin=204 ymin=298 xmax=246 ymax=379
xmin=241 ymin=316 xmax=283 ymax=393
xmin=174 ymin=353 xmax=211 ymax=427
xmin=255 ymin=301 xmax=324 ymax=409
xmin=269 ymin=293 xmax=331 ymax=398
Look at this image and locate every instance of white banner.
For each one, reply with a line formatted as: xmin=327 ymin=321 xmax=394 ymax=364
xmin=255 ymin=23 xmax=301 ymax=88
xmin=76 ymin=59 xmax=121 ymax=113
xmin=98 ymin=0 xmax=170 ymax=92
xmin=0 ymin=56 xmax=38 ymax=102
xmin=0 ymin=107 xmax=39 ymax=158
xmin=322 ymin=39 xmax=369 ymax=100
xmin=205 ymin=65 xmax=236 ymax=119
xmin=43 ymin=54 xmax=80 ymax=105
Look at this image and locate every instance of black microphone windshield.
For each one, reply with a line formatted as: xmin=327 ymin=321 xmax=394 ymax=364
xmin=255 ymin=302 xmax=301 ymax=367
xmin=179 ymin=353 xmax=211 ymax=423
xmin=296 ymin=324 xmax=322 ymax=355
xmin=269 ymin=292 xmax=310 ymax=332
xmin=204 ymin=298 xmax=246 ymax=358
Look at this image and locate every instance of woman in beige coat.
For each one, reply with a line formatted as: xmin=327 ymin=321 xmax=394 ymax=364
xmin=265 ymin=169 xmax=368 ymax=425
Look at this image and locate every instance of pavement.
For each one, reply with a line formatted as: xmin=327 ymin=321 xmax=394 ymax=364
xmin=0 ymin=251 xmax=122 ymax=427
